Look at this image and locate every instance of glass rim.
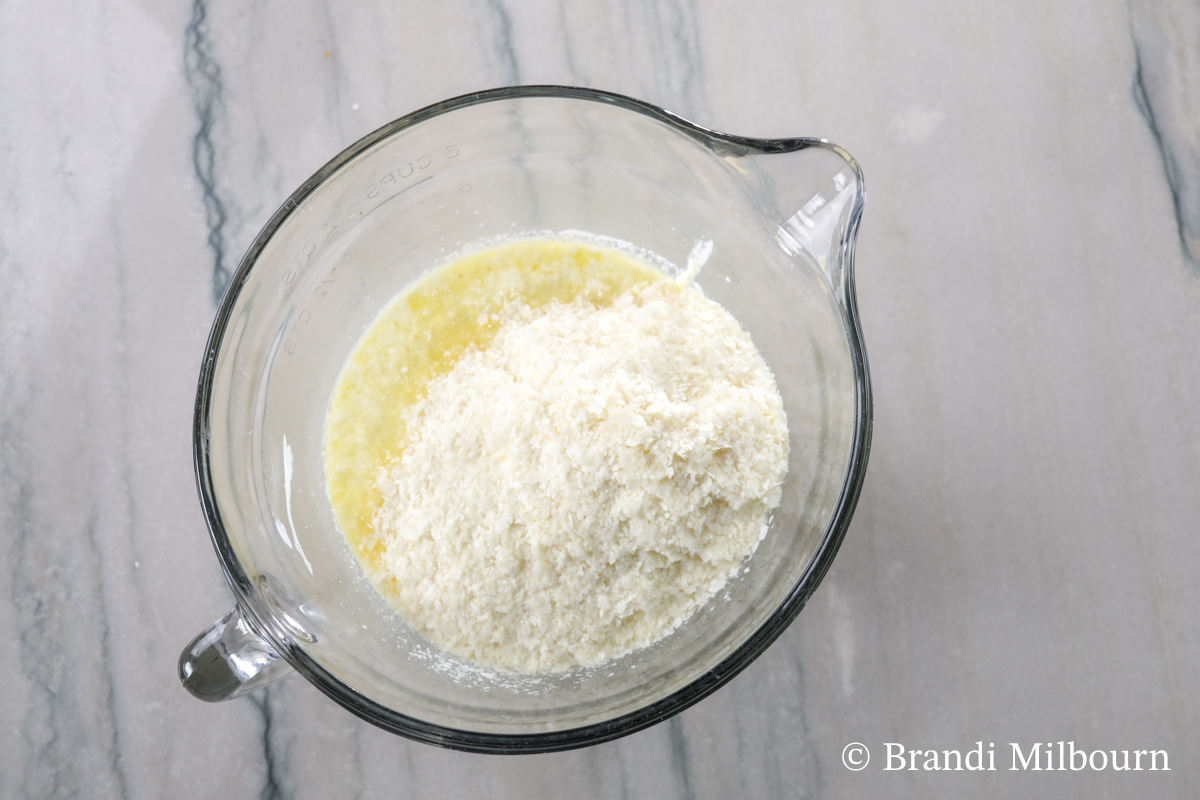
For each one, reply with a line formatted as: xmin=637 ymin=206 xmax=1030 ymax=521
xmin=192 ymin=84 xmax=873 ymax=754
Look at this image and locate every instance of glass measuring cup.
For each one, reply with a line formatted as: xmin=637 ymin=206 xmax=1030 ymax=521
xmin=179 ymin=86 xmax=872 ymax=753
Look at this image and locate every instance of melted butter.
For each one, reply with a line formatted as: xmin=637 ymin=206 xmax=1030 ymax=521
xmin=322 ymin=238 xmax=664 ymax=572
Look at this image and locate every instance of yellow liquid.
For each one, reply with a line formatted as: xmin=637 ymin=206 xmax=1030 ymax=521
xmin=322 ymin=238 xmax=664 ymax=582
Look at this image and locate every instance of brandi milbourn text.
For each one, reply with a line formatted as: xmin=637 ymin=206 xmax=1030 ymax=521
xmin=883 ymin=742 xmax=1170 ymax=772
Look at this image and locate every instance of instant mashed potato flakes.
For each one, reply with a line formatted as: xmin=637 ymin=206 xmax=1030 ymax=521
xmin=323 ymin=238 xmax=788 ymax=673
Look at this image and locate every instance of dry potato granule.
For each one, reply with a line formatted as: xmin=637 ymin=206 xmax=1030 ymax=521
xmin=372 ymin=277 xmax=788 ymax=673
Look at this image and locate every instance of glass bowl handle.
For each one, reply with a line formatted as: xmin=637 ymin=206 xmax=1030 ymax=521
xmin=178 ymin=606 xmax=294 ymax=702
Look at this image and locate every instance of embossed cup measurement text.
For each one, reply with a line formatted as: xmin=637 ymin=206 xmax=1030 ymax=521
xmin=278 ymin=144 xmax=463 ymax=360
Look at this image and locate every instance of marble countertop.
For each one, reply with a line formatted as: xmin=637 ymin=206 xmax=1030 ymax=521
xmin=2 ymin=0 xmax=1198 ymax=797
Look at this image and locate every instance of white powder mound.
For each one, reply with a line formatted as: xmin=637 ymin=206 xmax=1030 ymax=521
xmin=373 ymin=281 xmax=788 ymax=673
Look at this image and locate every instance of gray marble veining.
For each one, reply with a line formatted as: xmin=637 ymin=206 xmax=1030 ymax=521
xmin=1 ymin=0 xmax=1198 ymax=797
xmin=1131 ymin=0 xmax=1200 ymax=269
xmin=184 ymin=0 xmax=235 ymax=301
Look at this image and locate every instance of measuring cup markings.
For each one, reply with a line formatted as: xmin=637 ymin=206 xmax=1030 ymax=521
xmin=364 ymin=144 xmax=458 ymax=200
xmin=283 ymin=309 xmax=312 ymax=356
xmin=278 ymin=145 xmax=463 ymax=302
xmin=366 ymin=172 xmax=436 ymax=204
xmin=283 ymin=303 xmax=316 ymax=357
xmin=280 ymin=240 xmax=317 ymax=290
xmin=276 ymin=146 xmax=464 ymax=358
xmin=279 ymin=190 xmax=459 ymax=359
xmin=312 ymin=276 xmax=337 ymax=303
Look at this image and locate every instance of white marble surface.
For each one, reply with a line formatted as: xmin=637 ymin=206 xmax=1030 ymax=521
xmin=2 ymin=0 xmax=1198 ymax=797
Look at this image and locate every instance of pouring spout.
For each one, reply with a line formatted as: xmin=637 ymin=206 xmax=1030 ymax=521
xmin=726 ymin=140 xmax=865 ymax=300
xmin=776 ymin=166 xmax=859 ymax=289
